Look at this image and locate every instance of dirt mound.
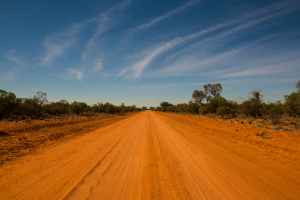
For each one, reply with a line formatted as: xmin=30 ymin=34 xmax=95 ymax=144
xmin=0 ymin=112 xmax=139 ymax=166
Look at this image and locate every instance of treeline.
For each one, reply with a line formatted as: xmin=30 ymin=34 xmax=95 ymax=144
xmin=154 ymin=80 xmax=300 ymax=124
xmin=0 ymin=90 xmax=143 ymax=119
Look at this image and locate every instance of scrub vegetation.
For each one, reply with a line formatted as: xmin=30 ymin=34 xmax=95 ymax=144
xmin=0 ymin=90 xmax=142 ymax=121
xmin=153 ymin=80 xmax=300 ymax=127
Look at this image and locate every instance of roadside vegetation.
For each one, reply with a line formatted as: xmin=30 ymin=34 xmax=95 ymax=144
xmin=153 ymin=80 xmax=300 ymax=129
xmin=0 ymin=89 xmax=143 ymax=121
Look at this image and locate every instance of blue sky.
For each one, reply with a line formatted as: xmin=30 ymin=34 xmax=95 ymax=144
xmin=1 ymin=0 xmax=300 ymax=108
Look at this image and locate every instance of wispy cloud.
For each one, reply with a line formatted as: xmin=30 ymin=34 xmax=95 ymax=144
xmin=39 ymin=22 xmax=86 ymax=65
xmin=3 ymin=50 xmax=25 ymax=65
xmin=219 ymin=59 xmax=300 ymax=78
xmin=93 ymin=59 xmax=103 ymax=71
xmin=0 ymin=68 xmax=16 ymax=82
xmin=64 ymin=68 xmax=85 ymax=81
xmin=118 ymin=1 xmax=299 ymax=78
xmin=128 ymin=0 xmax=200 ymax=33
xmin=152 ymin=48 xmax=241 ymax=77
xmin=82 ymin=0 xmax=132 ymax=61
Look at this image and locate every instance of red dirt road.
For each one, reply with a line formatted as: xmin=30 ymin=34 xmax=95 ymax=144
xmin=1 ymin=111 xmax=300 ymax=199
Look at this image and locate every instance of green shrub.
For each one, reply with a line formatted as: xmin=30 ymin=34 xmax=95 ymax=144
xmin=216 ymin=106 xmax=231 ymax=118
xmin=69 ymin=101 xmax=88 ymax=115
xmin=284 ymin=92 xmax=300 ymax=115
xmin=256 ymin=131 xmax=267 ymax=138
xmin=268 ymin=102 xmax=284 ymax=125
xmin=0 ymin=89 xmax=22 ymax=118
xmin=22 ymin=91 xmax=48 ymax=118
xmin=199 ymin=106 xmax=208 ymax=115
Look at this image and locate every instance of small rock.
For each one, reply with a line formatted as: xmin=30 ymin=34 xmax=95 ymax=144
xmin=274 ymin=126 xmax=282 ymax=130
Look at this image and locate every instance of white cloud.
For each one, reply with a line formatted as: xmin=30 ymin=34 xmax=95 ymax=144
xmin=93 ymin=59 xmax=103 ymax=71
xmin=39 ymin=22 xmax=86 ymax=65
xmin=83 ymin=0 xmax=132 ymax=59
xmin=129 ymin=0 xmax=200 ymax=33
xmin=118 ymin=1 xmax=299 ymax=78
xmin=0 ymin=68 xmax=16 ymax=82
xmin=220 ymin=59 xmax=300 ymax=78
xmin=153 ymin=48 xmax=241 ymax=77
xmin=64 ymin=68 xmax=85 ymax=81
xmin=3 ymin=50 xmax=25 ymax=65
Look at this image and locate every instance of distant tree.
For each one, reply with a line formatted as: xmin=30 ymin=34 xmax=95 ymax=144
xmin=132 ymin=105 xmax=136 ymax=108
xmin=240 ymin=89 xmax=265 ymax=117
xmin=0 ymin=89 xmax=22 ymax=118
xmin=284 ymin=92 xmax=300 ymax=115
xmin=192 ymin=90 xmax=206 ymax=105
xmin=206 ymin=95 xmax=212 ymax=102
xmin=142 ymin=106 xmax=147 ymax=110
xmin=216 ymin=106 xmax=231 ymax=118
xmin=22 ymin=91 xmax=48 ymax=118
xmin=296 ymin=79 xmax=300 ymax=93
xmin=268 ymin=101 xmax=284 ymax=124
xmin=120 ymin=103 xmax=125 ymax=108
xmin=160 ymin=102 xmax=173 ymax=107
xmin=250 ymin=89 xmax=263 ymax=101
xmin=188 ymin=100 xmax=199 ymax=114
xmin=69 ymin=101 xmax=87 ymax=115
xmin=203 ymin=83 xmax=223 ymax=97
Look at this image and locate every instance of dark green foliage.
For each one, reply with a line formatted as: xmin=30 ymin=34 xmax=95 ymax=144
xmin=69 ymin=101 xmax=88 ymax=115
xmin=0 ymin=89 xmax=141 ymax=119
xmin=284 ymin=92 xmax=300 ymax=115
xmin=216 ymin=106 xmax=231 ymax=118
xmin=199 ymin=106 xmax=208 ymax=115
xmin=44 ymin=100 xmax=70 ymax=115
xmin=192 ymin=90 xmax=206 ymax=105
xmin=240 ymin=90 xmax=266 ymax=117
xmin=0 ymin=89 xmax=22 ymax=119
xmin=203 ymin=83 xmax=223 ymax=97
xmin=296 ymin=79 xmax=300 ymax=93
xmin=268 ymin=101 xmax=284 ymax=125
xmin=187 ymin=100 xmax=199 ymax=114
xmin=256 ymin=131 xmax=267 ymax=138
xmin=160 ymin=102 xmax=173 ymax=107
xmin=22 ymin=91 xmax=48 ymax=119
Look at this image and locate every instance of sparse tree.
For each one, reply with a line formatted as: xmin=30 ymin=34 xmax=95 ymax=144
xmin=120 ymin=103 xmax=125 ymax=108
xmin=0 ymin=89 xmax=22 ymax=118
xmin=160 ymin=102 xmax=173 ymax=107
xmin=296 ymin=79 xmax=300 ymax=93
xmin=192 ymin=90 xmax=206 ymax=105
xmin=69 ymin=101 xmax=87 ymax=115
xmin=22 ymin=91 xmax=48 ymax=118
xmin=250 ymin=89 xmax=263 ymax=101
xmin=203 ymin=83 xmax=223 ymax=97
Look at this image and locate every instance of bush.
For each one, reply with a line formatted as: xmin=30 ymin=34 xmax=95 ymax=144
xmin=69 ymin=101 xmax=88 ymax=115
xmin=0 ymin=89 xmax=22 ymax=119
xmin=268 ymin=102 xmax=284 ymax=125
xmin=22 ymin=91 xmax=48 ymax=119
xmin=199 ymin=106 xmax=208 ymax=115
xmin=216 ymin=106 xmax=231 ymax=118
xmin=284 ymin=92 xmax=300 ymax=115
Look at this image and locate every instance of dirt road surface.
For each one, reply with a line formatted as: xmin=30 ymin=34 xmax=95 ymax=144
xmin=1 ymin=111 xmax=300 ymax=199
